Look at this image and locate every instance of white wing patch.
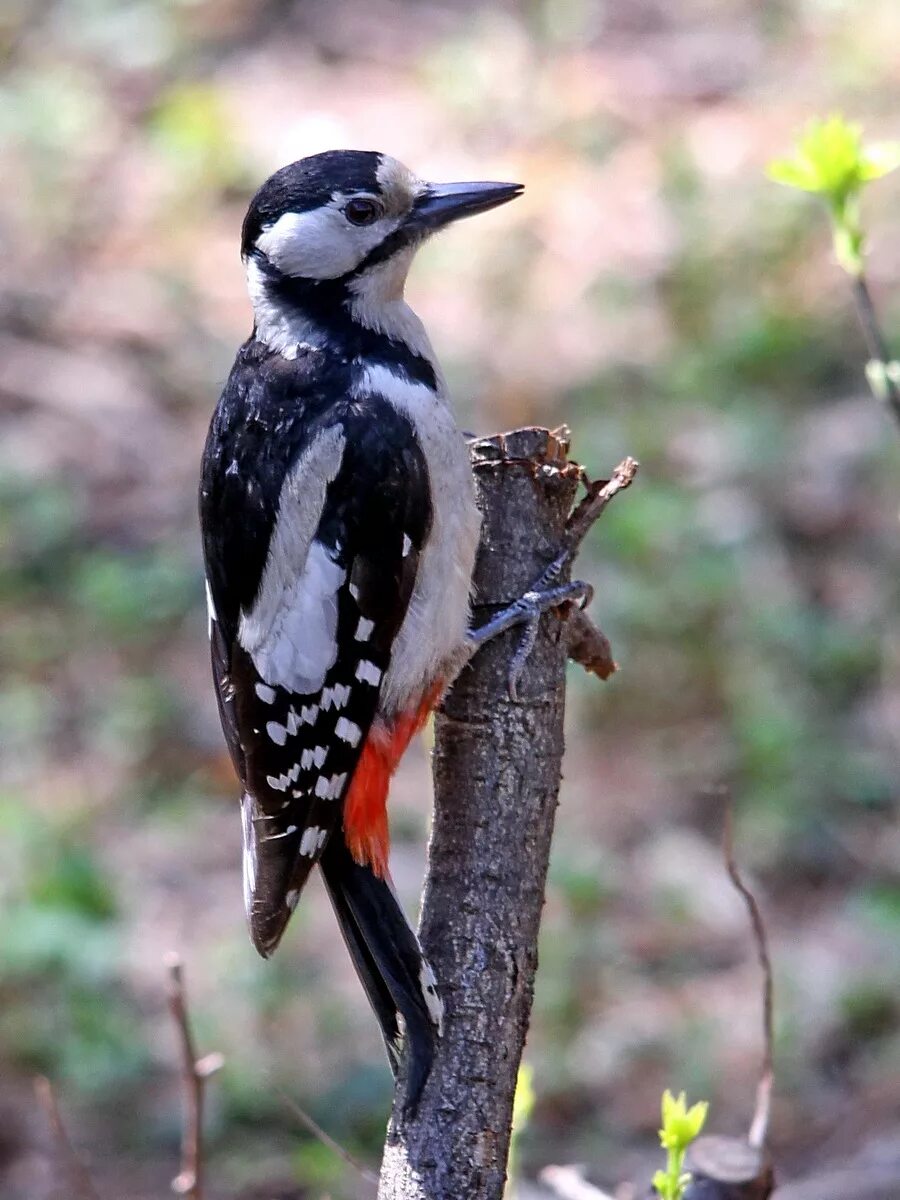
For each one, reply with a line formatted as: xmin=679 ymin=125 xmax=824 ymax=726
xmin=239 ymin=426 xmax=346 ymax=694
xmin=299 ymin=826 xmax=329 ymax=857
xmin=321 ymin=682 xmax=351 ymax=710
xmin=335 ymin=716 xmax=362 ymax=747
xmin=356 ymin=659 xmax=382 ymax=686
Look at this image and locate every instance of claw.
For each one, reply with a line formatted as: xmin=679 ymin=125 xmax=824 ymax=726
xmin=508 ymin=615 xmax=540 ymax=700
xmin=468 ymin=573 xmax=593 ymax=699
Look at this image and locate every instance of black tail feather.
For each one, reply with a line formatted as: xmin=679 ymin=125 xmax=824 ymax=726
xmin=319 ymin=836 xmax=440 ymax=1108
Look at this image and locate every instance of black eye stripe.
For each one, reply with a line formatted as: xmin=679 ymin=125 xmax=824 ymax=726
xmin=344 ymin=198 xmax=381 ymax=226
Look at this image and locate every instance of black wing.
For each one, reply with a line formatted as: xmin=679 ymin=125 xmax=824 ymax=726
xmin=200 ymin=345 xmax=431 ymax=955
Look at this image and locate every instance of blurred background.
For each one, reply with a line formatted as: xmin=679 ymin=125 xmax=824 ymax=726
xmin=1 ymin=0 xmax=899 ymax=1196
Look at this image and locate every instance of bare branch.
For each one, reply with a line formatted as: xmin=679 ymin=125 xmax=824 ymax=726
xmin=563 ymin=457 xmax=639 ymax=557
xmin=722 ymin=807 xmax=774 ymax=1150
xmin=379 ymin=429 xmax=636 ymax=1200
xmin=540 ymin=1164 xmax=618 ymax=1200
xmin=274 ymin=1085 xmax=379 ymax=1188
xmin=165 ymin=953 xmax=224 ymax=1199
xmin=851 ymin=273 xmax=900 ymax=428
xmin=34 ymin=1076 xmax=102 ymax=1200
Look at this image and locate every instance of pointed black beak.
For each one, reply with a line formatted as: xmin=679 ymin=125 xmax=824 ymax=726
xmin=413 ymin=179 xmax=524 ymax=230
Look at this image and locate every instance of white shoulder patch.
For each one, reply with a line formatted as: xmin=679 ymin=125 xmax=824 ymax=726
xmin=239 ymin=426 xmax=346 ymax=693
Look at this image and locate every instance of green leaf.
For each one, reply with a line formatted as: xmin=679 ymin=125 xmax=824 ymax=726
xmin=767 ymin=158 xmax=822 ymax=193
xmin=659 ymin=1089 xmax=709 ymax=1150
xmin=859 ymin=142 xmax=900 ymax=181
xmin=833 ymin=220 xmax=864 ymax=276
xmin=767 ymin=115 xmax=899 ymax=275
xmin=652 ymin=1168 xmax=674 ymax=1199
xmin=512 ymin=1062 xmax=536 ymax=1129
xmin=767 ymin=115 xmax=900 ymax=206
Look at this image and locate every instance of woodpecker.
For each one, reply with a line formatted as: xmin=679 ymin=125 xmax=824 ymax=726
xmin=200 ymin=150 xmax=585 ymax=1102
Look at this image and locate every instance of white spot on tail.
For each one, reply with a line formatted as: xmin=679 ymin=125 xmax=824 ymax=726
xmin=205 ymin=578 xmax=217 ymax=638
xmin=240 ymin=794 xmax=257 ymax=916
xmin=402 ymin=534 xmax=412 ymax=557
xmin=419 ymin=960 xmax=444 ymax=1033
xmin=255 ymin=682 xmax=276 ymax=704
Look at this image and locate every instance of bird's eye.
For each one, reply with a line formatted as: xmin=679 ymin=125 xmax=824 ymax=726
xmin=344 ymin=197 xmax=382 ymax=226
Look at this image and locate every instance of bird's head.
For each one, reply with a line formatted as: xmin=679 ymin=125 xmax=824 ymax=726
xmin=241 ymin=150 xmax=522 ymax=300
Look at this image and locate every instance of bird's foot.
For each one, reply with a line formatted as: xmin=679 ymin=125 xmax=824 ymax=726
xmin=466 ymin=550 xmax=592 ymax=700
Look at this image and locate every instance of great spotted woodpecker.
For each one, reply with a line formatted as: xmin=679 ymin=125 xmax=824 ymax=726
xmin=200 ymin=151 xmax=586 ymax=1102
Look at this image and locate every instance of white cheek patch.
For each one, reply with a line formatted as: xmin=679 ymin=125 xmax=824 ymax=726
xmin=256 ymin=203 xmax=401 ymax=280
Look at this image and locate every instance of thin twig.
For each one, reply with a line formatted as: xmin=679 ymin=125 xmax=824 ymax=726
xmin=274 ymin=1084 xmax=379 ymax=1187
xmin=563 ymin=457 xmax=639 ymax=557
xmin=165 ymin=953 xmax=224 ymax=1199
xmin=34 ymin=1076 xmax=102 ymax=1200
xmin=540 ymin=1164 xmax=617 ymax=1200
xmin=851 ymin=273 xmax=900 ymax=426
xmin=722 ymin=807 xmax=774 ymax=1150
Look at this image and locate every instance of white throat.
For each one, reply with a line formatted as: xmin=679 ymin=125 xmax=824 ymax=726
xmin=247 ymin=254 xmax=445 ymax=392
xmin=246 ymin=258 xmax=326 ymax=361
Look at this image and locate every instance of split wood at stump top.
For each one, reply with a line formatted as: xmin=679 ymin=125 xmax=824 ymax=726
xmin=378 ymin=427 xmax=581 ymax=1200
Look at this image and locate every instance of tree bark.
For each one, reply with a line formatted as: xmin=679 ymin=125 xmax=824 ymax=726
xmin=378 ymin=426 xmax=582 ymax=1200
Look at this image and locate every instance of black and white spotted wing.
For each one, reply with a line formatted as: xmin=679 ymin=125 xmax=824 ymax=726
xmin=200 ymin=342 xmax=431 ymax=955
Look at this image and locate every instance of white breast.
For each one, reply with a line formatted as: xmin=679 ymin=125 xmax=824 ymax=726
xmin=356 ymin=363 xmax=481 ymax=716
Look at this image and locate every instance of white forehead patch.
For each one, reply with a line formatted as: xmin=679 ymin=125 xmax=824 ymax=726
xmin=256 ymin=198 xmax=401 ymax=280
xmin=375 ymin=155 xmax=423 ymax=211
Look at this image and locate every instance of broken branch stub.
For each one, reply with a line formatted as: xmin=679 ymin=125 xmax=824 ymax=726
xmin=378 ymin=427 xmax=633 ymax=1200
